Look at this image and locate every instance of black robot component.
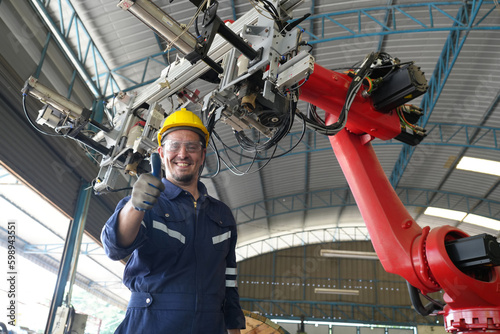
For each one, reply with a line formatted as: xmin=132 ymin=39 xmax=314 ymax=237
xmin=371 ymin=63 xmax=428 ymax=112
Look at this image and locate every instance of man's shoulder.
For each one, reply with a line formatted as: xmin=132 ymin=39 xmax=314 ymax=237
xmin=205 ymin=195 xmax=234 ymax=219
xmin=206 ymin=194 xmax=230 ymax=209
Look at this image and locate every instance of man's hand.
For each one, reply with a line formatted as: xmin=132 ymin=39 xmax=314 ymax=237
xmin=227 ymin=330 xmax=241 ymax=334
xmin=131 ymin=173 xmax=165 ymax=211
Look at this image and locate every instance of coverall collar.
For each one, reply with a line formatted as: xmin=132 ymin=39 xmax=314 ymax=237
xmin=161 ymin=178 xmax=209 ymax=202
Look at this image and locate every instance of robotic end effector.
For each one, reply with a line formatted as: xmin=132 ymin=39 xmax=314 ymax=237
xmin=21 ymin=76 xmax=166 ymax=193
xmin=21 ymin=76 xmax=90 ymax=132
xmin=21 ymin=76 xmax=111 ymax=156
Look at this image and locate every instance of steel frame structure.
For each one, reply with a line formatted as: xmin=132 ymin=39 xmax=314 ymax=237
xmin=24 ymin=242 xmax=106 ymax=256
xmin=240 ymin=298 xmax=436 ymax=326
xmin=28 ymin=1 xmax=500 ymax=99
xmin=231 ymin=187 xmax=500 ymax=225
xmin=389 ymin=1 xmax=485 ymax=187
xmin=0 ymin=226 xmax=127 ymax=309
xmin=28 ymin=0 xmax=120 ymax=98
xmin=204 ymin=122 xmax=500 ymax=175
xmin=300 ymin=1 xmax=499 ymax=44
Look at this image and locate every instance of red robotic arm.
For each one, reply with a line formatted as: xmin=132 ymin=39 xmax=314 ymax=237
xmin=299 ymin=62 xmax=500 ymax=333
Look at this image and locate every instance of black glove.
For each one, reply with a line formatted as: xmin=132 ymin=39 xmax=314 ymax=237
xmin=131 ymin=173 xmax=165 ymax=211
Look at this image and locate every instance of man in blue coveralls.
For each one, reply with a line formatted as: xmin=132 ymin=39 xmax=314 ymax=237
xmin=101 ymin=108 xmax=245 ymax=333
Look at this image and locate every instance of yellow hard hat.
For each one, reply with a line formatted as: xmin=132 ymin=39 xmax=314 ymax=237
xmin=157 ymin=108 xmax=209 ymax=146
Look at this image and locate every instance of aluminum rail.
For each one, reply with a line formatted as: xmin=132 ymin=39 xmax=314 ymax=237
xmin=131 ymin=7 xmax=261 ymax=110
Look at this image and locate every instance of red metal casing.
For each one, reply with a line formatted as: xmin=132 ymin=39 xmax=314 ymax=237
xmin=299 ymin=63 xmax=500 ymax=333
xmin=298 ymin=63 xmax=401 ymax=140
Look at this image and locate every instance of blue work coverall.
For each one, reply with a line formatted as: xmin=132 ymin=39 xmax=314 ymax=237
xmin=101 ymin=179 xmax=245 ymax=333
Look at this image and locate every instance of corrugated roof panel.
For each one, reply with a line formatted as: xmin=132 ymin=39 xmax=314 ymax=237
xmin=216 ymin=171 xmax=265 ymax=208
xmin=261 ymin=154 xmax=306 ymax=195
xmin=458 ymin=222 xmax=499 ymax=236
xmin=303 ymin=207 xmax=344 ymax=229
xmin=397 ymin=145 xmax=463 ymax=189
xmin=308 ymin=150 xmax=346 ymax=190
xmin=488 ymin=182 xmax=500 ymax=202
xmin=372 ymin=144 xmax=405 ymax=175
xmin=237 ymin=219 xmax=270 ymax=245
xmin=443 ymin=171 xmax=498 ymax=199
xmin=269 ymin=212 xmax=307 ymax=234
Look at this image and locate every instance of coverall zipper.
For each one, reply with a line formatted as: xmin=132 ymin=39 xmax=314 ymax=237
xmin=192 ymin=197 xmax=198 ymax=333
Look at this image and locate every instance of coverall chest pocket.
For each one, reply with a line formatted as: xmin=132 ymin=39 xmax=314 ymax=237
xmin=150 ymin=216 xmax=186 ymax=250
xmin=208 ymin=211 xmax=232 ymax=253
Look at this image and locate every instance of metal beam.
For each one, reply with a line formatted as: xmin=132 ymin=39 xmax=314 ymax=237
xmin=389 ymin=0 xmax=485 ymax=187
xmin=0 ymin=226 xmax=127 ymax=310
xmin=376 ymin=0 xmax=394 ymax=51
xmin=24 ymin=242 xmax=105 ymax=255
xmin=154 ymin=33 xmax=170 ymax=65
xmin=239 ymin=298 xmax=434 ymax=326
xmin=28 ymin=0 xmax=119 ymax=98
xmin=412 ymin=90 xmax=500 ymax=223
xmin=236 ymin=227 xmax=370 ymax=261
xmin=98 ymin=2 xmax=500 ymax=95
xmin=45 ymin=181 xmax=92 ymax=334
xmin=299 ymin=1 xmax=498 ymax=44
xmin=232 ymin=187 xmax=500 ymax=226
xmin=230 ymin=0 xmax=237 ymax=21
xmin=204 ymin=122 xmax=500 ymax=176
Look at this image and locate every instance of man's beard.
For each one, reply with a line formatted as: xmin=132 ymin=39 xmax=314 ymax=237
xmin=172 ymin=171 xmax=195 ymax=184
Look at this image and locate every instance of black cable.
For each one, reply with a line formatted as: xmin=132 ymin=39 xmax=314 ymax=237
xmin=260 ymin=0 xmax=279 ymax=17
xmin=299 ymin=52 xmax=378 ymax=136
xmin=133 ymin=108 xmax=147 ymax=122
xmin=211 ymin=131 xmax=253 ymax=176
xmin=195 ymin=14 xmax=201 ymax=38
xmin=233 ymin=96 xmax=294 ymax=153
xmin=223 ymin=138 xmax=277 ymax=175
xmin=308 ymin=103 xmax=324 ymax=125
xmin=199 ymin=83 xmax=306 ymax=176
xmin=202 ymin=135 xmax=222 ymax=178
xmin=204 ymin=109 xmax=306 ymax=176
xmin=406 ymin=281 xmax=445 ymax=316
xmin=254 ymin=0 xmax=284 ymax=31
xmin=287 ymin=74 xmax=310 ymax=92
xmin=216 ymin=106 xmax=306 ymax=157
xmin=329 ymin=60 xmax=414 ymax=73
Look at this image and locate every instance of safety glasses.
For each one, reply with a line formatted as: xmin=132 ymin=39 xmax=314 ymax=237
xmin=162 ymin=139 xmax=203 ymax=153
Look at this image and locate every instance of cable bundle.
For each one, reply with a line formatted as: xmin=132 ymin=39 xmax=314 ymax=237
xmin=297 ymin=52 xmax=378 ymax=136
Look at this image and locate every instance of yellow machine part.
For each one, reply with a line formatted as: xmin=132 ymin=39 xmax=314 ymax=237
xmin=242 ymin=310 xmax=290 ymax=334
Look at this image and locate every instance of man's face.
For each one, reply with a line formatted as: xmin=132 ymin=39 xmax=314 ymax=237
xmin=158 ymin=129 xmax=206 ymax=187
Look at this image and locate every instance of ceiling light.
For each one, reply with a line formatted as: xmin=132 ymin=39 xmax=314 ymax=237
xmin=456 ymin=157 xmax=500 ymax=177
xmin=463 ymin=214 xmax=500 ymax=230
xmin=424 ymin=207 xmax=467 ymax=221
xmin=320 ymin=249 xmax=378 ymax=260
xmin=424 ymin=207 xmax=499 ymax=230
xmin=315 ymin=288 xmax=360 ymax=296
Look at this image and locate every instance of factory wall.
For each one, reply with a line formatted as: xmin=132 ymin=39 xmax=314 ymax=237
xmin=238 ymin=241 xmax=442 ymax=325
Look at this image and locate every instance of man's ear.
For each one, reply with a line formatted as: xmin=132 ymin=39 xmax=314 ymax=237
xmin=202 ymin=147 xmax=207 ymax=163
xmin=157 ymin=145 xmax=164 ymax=158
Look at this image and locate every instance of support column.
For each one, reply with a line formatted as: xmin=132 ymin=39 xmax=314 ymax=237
xmin=44 ymin=181 xmax=92 ymax=334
